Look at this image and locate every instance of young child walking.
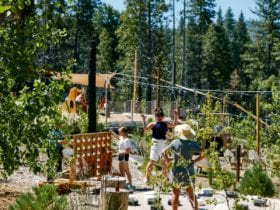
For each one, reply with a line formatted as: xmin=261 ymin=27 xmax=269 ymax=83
xmin=114 ymin=127 xmax=133 ymax=190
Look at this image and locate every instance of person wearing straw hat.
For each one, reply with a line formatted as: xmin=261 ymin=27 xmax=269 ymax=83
xmin=162 ymin=124 xmax=204 ymax=210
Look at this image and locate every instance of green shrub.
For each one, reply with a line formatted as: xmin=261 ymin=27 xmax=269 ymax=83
xmin=239 ymin=164 xmax=275 ymax=197
xmin=9 ymin=185 xmax=67 ymax=210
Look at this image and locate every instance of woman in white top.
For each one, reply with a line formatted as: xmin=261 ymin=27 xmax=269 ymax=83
xmin=116 ymin=127 xmax=133 ymax=188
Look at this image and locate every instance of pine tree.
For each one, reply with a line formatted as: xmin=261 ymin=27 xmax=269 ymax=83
xmin=235 ymin=12 xmax=250 ymax=70
xmin=254 ymin=0 xmax=280 ymax=76
xmin=242 ymin=0 xmax=280 ymax=89
xmin=95 ymin=4 xmax=120 ymax=72
xmin=185 ymin=17 xmax=201 ymax=88
xmin=74 ymin=0 xmax=101 ymax=72
xmin=216 ymin=7 xmax=223 ymax=26
xmin=233 ymin=12 xmax=250 ymax=90
xmin=185 ymin=0 xmax=216 ymax=88
xmin=97 ymin=28 xmax=113 ymax=72
xmin=116 ymin=0 xmax=168 ymax=101
xmin=189 ymin=0 xmax=216 ymax=33
xmin=224 ymin=7 xmax=237 ymax=71
xmin=224 ymin=7 xmax=236 ymax=43
xmin=201 ymin=24 xmax=231 ymax=89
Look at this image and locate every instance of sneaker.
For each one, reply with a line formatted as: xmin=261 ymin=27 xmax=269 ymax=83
xmin=126 ymin=184 xmax=134 ymax=192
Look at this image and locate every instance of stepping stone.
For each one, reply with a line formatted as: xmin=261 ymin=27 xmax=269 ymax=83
xmin=167 ymin=198 xmax=182 ymax=206
xmin=128 ymin=197 xmax=139 ymax=206
xmin=147 ymin=196 xmax=161 ymax=205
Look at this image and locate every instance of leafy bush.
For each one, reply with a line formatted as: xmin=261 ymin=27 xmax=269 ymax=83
xmin=239 ymin=164 xmax=275 ymax=197
xmin=9 ymin=185 xmax=67 ymax=210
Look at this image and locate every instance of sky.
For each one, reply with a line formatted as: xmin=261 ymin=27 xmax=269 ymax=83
xmin=102 ymin=0 xmax=257 ymax=20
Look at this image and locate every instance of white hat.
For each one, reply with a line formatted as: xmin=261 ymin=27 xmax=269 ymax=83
xmin=174 ymin=124 xmax=196 ymax=140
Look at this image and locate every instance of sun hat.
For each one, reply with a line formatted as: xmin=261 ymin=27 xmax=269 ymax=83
xmin=174 ymin=124 xmax=196 ymax=140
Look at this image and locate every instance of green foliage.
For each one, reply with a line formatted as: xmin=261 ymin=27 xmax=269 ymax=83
xmin=9 ymin=185 xmax=67 ymax=210
xmin=116 ymin=0 xmax=169 ymax=101
xmin=206 ymin=142 xmax=235 ymax=190
xmin=239 ymin=164 xmax=275 ymax=197
xmin=0 ymin=0 xmax=70 ymax=176
xmin=201 ymin=23 xmax=231 ymax=89
xmin=234 ymin=12 xmax=250 ymax=72
xmin=231 ymin=118 xmax=256 ymax=150
xmin=242 ymin=0 xmax=280 ymax=90
xmin=95 ymin=4 xmax=120 ymax=73
xmin=261 ymin=81 xmax=280 ymax=177
xmin=197 ymin=94 xmax=222 ymax=146
xmin=196 ymin=95 xmax=235 ymax=190
xmin=188 ymin=0 xmax=216 ymax=33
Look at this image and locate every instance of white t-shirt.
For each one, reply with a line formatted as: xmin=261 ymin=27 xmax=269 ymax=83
xmin=118 ymin=136 xmax=132 ymax=153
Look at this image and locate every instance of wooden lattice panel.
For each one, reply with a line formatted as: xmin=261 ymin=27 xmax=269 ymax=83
xmin=71 ymin=132 xmax=112 ymax=180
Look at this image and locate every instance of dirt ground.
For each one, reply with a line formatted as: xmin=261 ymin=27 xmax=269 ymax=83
xmin=0 ymin=154 xmax=279 ymax=209
xmin=0 ymin=167 xmax=45 ymax=209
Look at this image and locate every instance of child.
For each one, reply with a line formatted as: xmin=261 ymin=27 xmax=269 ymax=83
xmin=115 ymin=127 xmax=133 ymax=190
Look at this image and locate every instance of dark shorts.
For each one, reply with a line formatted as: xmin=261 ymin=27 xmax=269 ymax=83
xmin=118 ymin=154 xmax=129 ymax=161
xmin=171 ymin=166 xmax=195 ymax=186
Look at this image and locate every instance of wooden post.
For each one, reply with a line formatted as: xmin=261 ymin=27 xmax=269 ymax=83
xmin=100 ymin=188 xmax=129 ymax=210
xmin=256 ymin=93 xmax=260 ymax=156
xmin=105 ymin=79 xmax=111 ymax=124
xmin=88 ymin=41 xmax=97 ymax=133
xmin=132 ymin=48 xmax=138 ymax=113
xmin=236 ymin=145 xmax=241 ymax=182
xmin=156 ymin=67 xmax=160 ymax=108
xmin=222 ymin=94 xmax=227 ymax=125
xmin=105 ymin=176 xmax=126 ymax=189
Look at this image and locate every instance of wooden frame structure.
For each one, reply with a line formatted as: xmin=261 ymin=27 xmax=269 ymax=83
xmin=70 ymin=132 xmax=112 ymax=181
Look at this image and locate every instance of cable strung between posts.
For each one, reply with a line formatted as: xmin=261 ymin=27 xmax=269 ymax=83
xmin=111 ymin=72 xmax=280 ymax=95
xmin=113 ymin=76 xmax=270 ymax=126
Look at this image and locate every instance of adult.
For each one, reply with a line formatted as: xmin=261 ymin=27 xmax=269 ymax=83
xmin=115 ymin=127 xmax=133 ymax=190
xmin=162 ymin=124 xmax=204 ymax=210
xmin=141 ymin=108 xmax=178 ymax=184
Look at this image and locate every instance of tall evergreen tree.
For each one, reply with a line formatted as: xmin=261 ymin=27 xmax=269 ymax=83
xmin=224 ymin=7 xmax=236 ymax=42
xmin=216 ymin=7 xmax=223 ymax=26
xmin=201 ymin=24 xmax=231 ymax=89
xmin=224 ymin=7 xmax=237 ymax=71
xmin=189 ymin=0 xmax=216 ymax=33
xmin=242 ymin=0 xmax=280 ymax=90
xmin=95 ymin=4 xmax=120 ymax=72
xmin=97 ymin=28 xmax=113 ymax=72
xmin=185 ymin=17 xmax=200 ymax=88
xmin=74 ymin=0 xmax=100 ymax=72
xmin=116 ymin=0 xmax=168 ymax=102
xmin=233 ymin=12 xmax=250 ymax=90
xmin=185 ymin=0 xmax=216 ymax=88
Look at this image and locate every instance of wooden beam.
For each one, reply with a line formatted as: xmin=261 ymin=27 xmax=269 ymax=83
xmin=156 ymin=67 xmax=160 ymax=108
xmin=256 ymin=93 xmax=260 ymax=155
xmin=132 ymin=49 xmax=138 ymax=113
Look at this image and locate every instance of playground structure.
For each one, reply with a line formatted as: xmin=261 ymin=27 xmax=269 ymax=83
xmin=62 ymin=73 xmax=115 ymax=114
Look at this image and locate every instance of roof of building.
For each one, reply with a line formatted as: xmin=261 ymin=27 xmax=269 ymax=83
xmin=64 ymin=73 xmax=115 ymax=89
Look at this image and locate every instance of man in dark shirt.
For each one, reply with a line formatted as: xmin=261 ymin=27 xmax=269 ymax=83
xmin=162 ymin=124 xmax=204 ymax=210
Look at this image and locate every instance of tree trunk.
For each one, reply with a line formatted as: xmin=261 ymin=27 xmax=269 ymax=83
xmin=100 ymin=188 xmax=129 ymax=210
